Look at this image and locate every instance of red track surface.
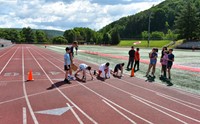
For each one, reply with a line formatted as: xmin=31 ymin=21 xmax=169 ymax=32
xmin=0 ymin=44 xmax=200 ymax=124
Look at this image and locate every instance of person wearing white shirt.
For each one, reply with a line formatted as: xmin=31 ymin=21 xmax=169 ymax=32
xmin=98 ymin=62 xmax=110 ymax=80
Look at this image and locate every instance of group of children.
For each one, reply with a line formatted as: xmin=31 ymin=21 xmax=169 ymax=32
xmin=146 ymin=47 xmax=174 ymax=81
xmin=64 ymin=43 xmax=174 ymax=83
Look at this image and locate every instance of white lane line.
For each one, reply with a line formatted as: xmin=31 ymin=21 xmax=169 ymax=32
xmin=119 ymin=79 xmax=200 ymax=108
xmin=33 ymin=47 xmax=152 ymax=124
xmin=157 ymin=93 xmax=200 ymax=110
xmin=131 ymin=96 xmax=200 ymax=123
xmin=0 ymin=47 xmax=19 ymax=75
xmin=23 ymin=47 xmax=39 ymax=124
xmin=131 ymin=96 xmax=187 ymax=124
xmin=23 ymin=107 xmax=27 ymax=124
xmin=102 ymin=99 xmax=137 ymax=124
xmin=39 ymin=47 xmax=200 ymax=101
xmin=0 ymin=81 xmax=96 ymax=105
xmin=0 ymin=47 xmax=14 ymax=58
xmin=67 ymin=103 xmax=84 ymax=124
xmin=104 ymin=82 xmax=200 ymax=123
xmin=28 ymin=48 xmax=98 ymax=124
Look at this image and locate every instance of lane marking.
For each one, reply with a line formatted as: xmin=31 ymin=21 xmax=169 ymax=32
xmin=131 ymin=96 xmax=200 ymax=123
xmin=104 ymin=82 xmax=200 ymax=123
xmin=39 ymin=48 xmax=200 ymax=100
xmin=156 ymin=93 xmax=200 ymax=109
xmin=28 ymin=47 xmax=98 ymax=124
xmin=23 ymin=107 xmax=27 ymax=124
xmin=0 ymin=46 xmax=14 ymax=58
xmin=67 ymin=103 xmax=84 ymax=124
xmin=33 ymin=47 xmax=153 ymax=123
xmin=35 ymin=106 xmax=72 ymax=116
xmin=131 ymin=96 xmax=187 ymax=124
xmin=36 ymin=46 xmax=200 ymax=122
xmin=22 ymin=47 xmax=39 ymax=124
xmin=102 ymin=99 xmax=137 ymax=124
xmin=0 ymin=47 xmax=19 ymax=75
xmin=4 ymin=72 xmax=19 ymax=76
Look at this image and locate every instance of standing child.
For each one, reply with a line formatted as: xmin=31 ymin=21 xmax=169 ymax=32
xmin=167 ymin=49 xmax=175 ymax=80
xmin=160 ymin=50 xmax=168 ymax=79
xmin=74 ymin=63 xmax=93 ymax=82
xmin=113 ymin=63 xmax=125 ymax=78
xmin=134 ymin=48 xmax=140 ymax=71
xmin=64 ymin=47 xmax=71 ymax=83
xmin=146 ymin=48 xmax=158 ymax=77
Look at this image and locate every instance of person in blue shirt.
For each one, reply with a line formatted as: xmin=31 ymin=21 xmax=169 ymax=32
xmin=167 ymin=49 xmax=175 ymax=80
xmin=64 ymin=47 xmax=71 ymax=83
xmin=146 ymin=48 xmax=158 ymax=77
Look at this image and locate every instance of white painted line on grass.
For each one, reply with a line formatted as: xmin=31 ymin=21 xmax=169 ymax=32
xmin=23 ymin=47 xmax=39 ymax=124
xmin=23 ymin=107 xmax=27 ymax=124
xmin=67 ymin=103 xmax=84 ymax=124
xmin=102 ymin=99 xmax=137 ymax=124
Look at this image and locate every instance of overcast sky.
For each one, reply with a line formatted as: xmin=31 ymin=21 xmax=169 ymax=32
xmin=0 ymin=0 xmax=164 ymax=31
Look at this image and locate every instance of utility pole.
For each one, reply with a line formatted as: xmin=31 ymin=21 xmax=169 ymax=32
xmin=148 ymin=11 xmax=152 ymax=48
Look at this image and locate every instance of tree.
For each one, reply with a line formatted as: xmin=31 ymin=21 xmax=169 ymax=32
xmin=35 ymin=30 xmax=48 ymax=44
xmin=52 ymin=36 xmax=67 ymax=44
xmin=21 ymin=27 xmax=35 ymax=43
xmin=102 ymin=33 xmax=111 ymax=44
xmin=111 ymin=30 xmax=120 ymax=45
xmin=151 ymin=31 xmax=164 ymax=40
xmin=63 ymin=30 xmax=76 ymax=43
xmin=141 ymin=31 xmax=148 ymax=40
xmin=175 ymin=0 xmax=200 ymax=40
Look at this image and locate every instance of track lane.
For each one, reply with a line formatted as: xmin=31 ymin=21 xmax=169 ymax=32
xmin=34 ymin=45 xmax=200 ymax=123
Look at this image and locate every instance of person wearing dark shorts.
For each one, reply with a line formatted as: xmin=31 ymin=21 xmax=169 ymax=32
xmin=64 ymin=47 xmax=71 ymax=83
xmin=167 ymin=49 xmax=174 ymax=80
xmin=113 ymin=63 xmax=125 ymax=77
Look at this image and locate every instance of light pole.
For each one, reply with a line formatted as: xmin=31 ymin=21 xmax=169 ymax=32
xmin=148 ymin=11 xmax=152 ymax=48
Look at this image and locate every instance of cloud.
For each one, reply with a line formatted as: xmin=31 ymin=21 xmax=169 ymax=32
xmin=0 ymin=0 xmax=164 ymax=31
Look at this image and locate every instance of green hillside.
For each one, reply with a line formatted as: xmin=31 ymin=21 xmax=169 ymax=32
xmin=99 ymin=0 xmax=200 ymax=39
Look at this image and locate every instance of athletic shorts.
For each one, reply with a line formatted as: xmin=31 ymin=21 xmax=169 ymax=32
xmin=150 ymin=59 xmax=157 ymax=65
xmin=114 ymin=66 xmax=121 ymax=73
xmin=167 ymin=64 xmax=172 ymax=69
xmin=64 ymin=65 xmax=71 ymax=71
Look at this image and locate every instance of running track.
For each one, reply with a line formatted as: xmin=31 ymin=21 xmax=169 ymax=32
xmin=0 ymin=44 xmax=200 ymax=124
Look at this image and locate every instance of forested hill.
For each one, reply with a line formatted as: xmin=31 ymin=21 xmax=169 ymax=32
xmin=0 ymin=28 xmax=64 ymax=39
xmin=99 ymin=0 xmax=200 ymax=39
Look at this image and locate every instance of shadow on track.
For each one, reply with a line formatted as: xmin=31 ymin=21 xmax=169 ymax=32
xmin=47 ymin=81 xmax=70 ymax=90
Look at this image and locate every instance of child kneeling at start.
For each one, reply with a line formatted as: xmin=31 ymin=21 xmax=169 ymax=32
xmin=113 ymin=63 xmax=125 ymax=78
xmin=75 ymin=63 xmax=93 ymax=82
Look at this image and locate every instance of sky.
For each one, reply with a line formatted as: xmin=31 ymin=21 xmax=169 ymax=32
xmin=0 ymin=0 xmax=165 ymax=31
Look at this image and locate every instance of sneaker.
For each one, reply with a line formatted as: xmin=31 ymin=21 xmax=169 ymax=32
xmin=64 ymin=78 xmax=71 ymax=84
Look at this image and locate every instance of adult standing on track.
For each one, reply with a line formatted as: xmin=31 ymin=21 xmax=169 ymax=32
xmin=134 ymin=48 xmax=140 ymax=71
xmin=127 ymin=46 xmax=135 ymax=70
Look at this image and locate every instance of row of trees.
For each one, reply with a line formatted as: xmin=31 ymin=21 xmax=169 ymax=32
xmin=0 ymin=27 xmax=48 ymax=44
xmin=0 ymin=27 xmax=121 ymax=45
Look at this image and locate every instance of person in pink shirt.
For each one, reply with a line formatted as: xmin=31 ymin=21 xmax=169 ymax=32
xmin=160 ymin=50 xmax=168 ymax=79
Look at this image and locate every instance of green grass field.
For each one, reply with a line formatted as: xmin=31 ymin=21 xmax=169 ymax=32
xmin=45 ymin=45 xmax=200 ymax=94
xmin=118 ymin=40 xmax=171 ymax=48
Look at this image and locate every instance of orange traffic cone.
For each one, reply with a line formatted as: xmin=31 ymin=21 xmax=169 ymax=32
xmin=131 ymin=68 xmax=134 ymax=77
xmin=27 ymin=70 xmax=34 ymax=81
